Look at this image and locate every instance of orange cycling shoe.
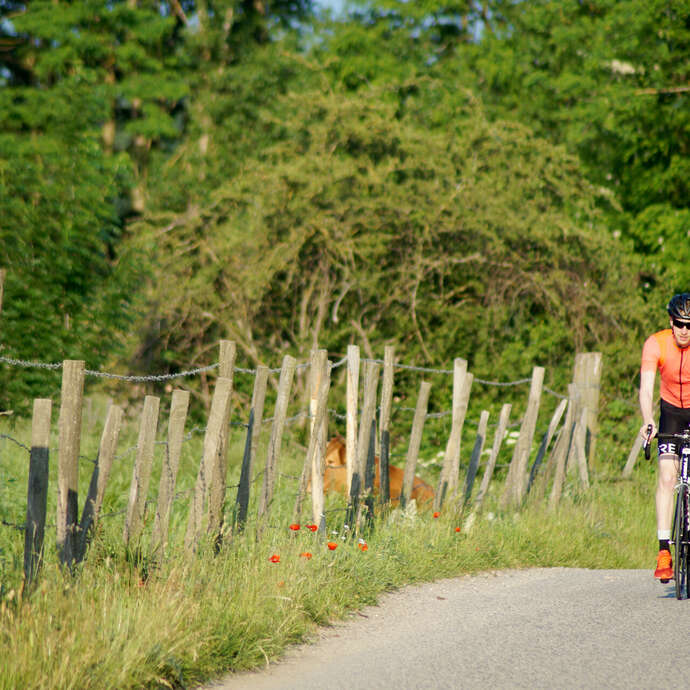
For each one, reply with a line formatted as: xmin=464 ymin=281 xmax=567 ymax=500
xmin=654 ymin=549 xmax=673 ymax=581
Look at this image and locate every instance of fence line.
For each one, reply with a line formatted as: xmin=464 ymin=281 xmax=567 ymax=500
xmin=0 ymin=340 xmax=614 ymax=584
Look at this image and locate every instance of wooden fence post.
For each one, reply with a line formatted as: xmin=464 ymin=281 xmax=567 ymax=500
xmin=235 ymin=366 xmax=268 ymax=529
xmin=293 ymin=351 xmax=330 ymax=528
xmin=526 ymin=397 xmax=567 ymax=495
xmin=346 ymin=345 xmax=360 ymax=496
xmin=185 ymin=377 xmax=232 ymax=551
xmin=400 ymin=380 xmax=432 ymax=509
xmin=24 ymin=399 xmax=52 ymax=583
xmin=379 ymin=346 xmax=395 ymax=505
xmin=434 ymin=359 xmax=470 ymax=511
xmin=151 ymin=390 xmax=189 ymax=557
xmin=501 ymin=366 xmax=545 ymax=508
xmin=208 ymin=343 xmax=237 ymax=547
xmin=214 ymin=340 xmax=236 ymax=488
xmin=124 ymin=395 xmax=160 ymax=547
xmin=57 ymin=360 xmax=85 ymax=568
xmin=549 ymin=385 xmax=577 ymax=509
xmin=257 ymin=355 xmax=296 ymax=521
xmin=474 ymin=403 xmax=512 ymax=510
xmin=78 ymin=403 xmax=124 ymax=561
xmin=462 ymin=410 xmax=489 ymax=505
xmin=310 ymin=352 xmax=330 ymax=532
xmin=622 ymin=435 xmax=644 ymax=479
xmin=572 ymin=352 xmax=603 ymax=470
xmin=355 ymin=360 xmax=379 ymax=497
xmin=0 ymin=267 xmax=5 ymax=317
xmin=575 ymin=406 xmax=590 ymax=488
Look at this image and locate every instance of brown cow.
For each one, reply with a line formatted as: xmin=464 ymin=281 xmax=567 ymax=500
xmin=320 ymin=436 xmax=434 ymax=506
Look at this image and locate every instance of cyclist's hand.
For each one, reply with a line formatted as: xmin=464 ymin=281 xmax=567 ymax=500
xmin=640 ymin=422 xmax=657 ymax=441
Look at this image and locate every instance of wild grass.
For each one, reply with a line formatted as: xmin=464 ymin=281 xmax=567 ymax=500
xmin=0 ymin=405 xmax=656 ymax=689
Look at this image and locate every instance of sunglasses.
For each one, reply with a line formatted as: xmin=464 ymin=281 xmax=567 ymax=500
xmin=673 ymin=318 xmax=690 ymax=330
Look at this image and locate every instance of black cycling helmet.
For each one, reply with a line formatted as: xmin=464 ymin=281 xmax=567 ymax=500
xmin=667 ymin=293 xmax=690 ymax=319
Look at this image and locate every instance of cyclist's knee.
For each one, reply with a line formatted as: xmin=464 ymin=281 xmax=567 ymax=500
xmin=658 ymin=454 xmax=678 ymax=487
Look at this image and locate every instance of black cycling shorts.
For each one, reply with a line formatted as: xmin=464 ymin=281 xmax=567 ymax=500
xmin=658 ymin=398 xmax=690 ymax=456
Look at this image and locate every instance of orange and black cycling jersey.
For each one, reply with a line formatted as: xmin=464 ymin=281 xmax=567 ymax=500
xmin=641 ymin=329 xmax=690 ymax=408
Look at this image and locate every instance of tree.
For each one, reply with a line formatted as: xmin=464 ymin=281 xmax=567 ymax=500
xmin=130 ymin=80 xmax=653 ymax=404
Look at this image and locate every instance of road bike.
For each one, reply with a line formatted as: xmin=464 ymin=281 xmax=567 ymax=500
xmin=645 ymin=428 xmax=690 ymax=599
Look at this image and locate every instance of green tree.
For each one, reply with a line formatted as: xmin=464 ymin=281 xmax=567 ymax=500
xmin=131 ymin=81 xmax=653 ymax=403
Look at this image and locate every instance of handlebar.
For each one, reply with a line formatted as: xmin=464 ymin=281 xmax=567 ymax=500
xmin=644 ymin=429 xmax=690 ymax=461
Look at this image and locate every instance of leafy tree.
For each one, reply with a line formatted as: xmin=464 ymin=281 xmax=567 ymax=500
xmin=131 ymin=80 xmax=653 ymax=408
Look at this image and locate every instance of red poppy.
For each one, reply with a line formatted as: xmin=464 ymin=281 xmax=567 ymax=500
xmin=300 ymin=552 xmax=312 ymax=559
xmin=306 ymin=524 xmax=318 ymax=532
xmin=269 ymin=554 xmax=280 ymax=563
xmin=327 ymin=541 xmax=338 ymax=550
xmin=289 ymin=523 xmax=300 ymax=531
xmin=433 ymin=512 xmax=440 ymax=518
xmin=455 ymin=527 xmax=461 ymax=532
xmin=358 ymin=540 xmax=368 ymax=552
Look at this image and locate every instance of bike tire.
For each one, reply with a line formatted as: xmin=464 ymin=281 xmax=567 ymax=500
xmin=674 ymin=485 xmax=688 ymax=600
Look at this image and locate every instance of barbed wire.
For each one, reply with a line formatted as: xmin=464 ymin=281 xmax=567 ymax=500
xmin=0 ymin=433 xmax=31 ymax=453
xmin=0 ymin=353 xmax=551 ymax=390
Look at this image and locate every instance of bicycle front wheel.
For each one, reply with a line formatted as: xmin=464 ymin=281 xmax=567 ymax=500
xmin=674 ymin=484 xmax=688 ymax=600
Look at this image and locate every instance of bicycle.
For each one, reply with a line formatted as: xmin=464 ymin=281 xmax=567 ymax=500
xmin=645 ymin=427 xmax=690 ymax=599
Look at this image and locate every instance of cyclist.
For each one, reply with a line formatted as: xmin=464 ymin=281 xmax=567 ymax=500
xmin=640 ymin=293 xmax=690 ymax=580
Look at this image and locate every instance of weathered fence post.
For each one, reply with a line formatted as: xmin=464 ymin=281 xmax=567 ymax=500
xmin=379 ymin=346 xmax=395 ymax=505
xmin=434 ymin=360 xmax=471 ymax=511
xmin=57 ymin=360 xmax=85 ymax=568
xmin=346 ymin=345 xmax=360 ymax=496
xmin=207 ymin=343 xmax=237 ymax=548
xmin=501 ymin=366 xmax=545 ymax=508
xmin=400 ymin=380 xmax=432 ymax=509
xmin=310 ymin=352 xmax=330 ymax=532
xmin=549 ymin=385 xmax=577 ymax=509
xmin=462 ymin=410 xmax=489 ymax=505
xmin=151 ymin=390 xmax=190 ymax=557
xmin=293 ymin=350 xmax=330 ymax=529
xmin=185 ymin=377 xmax=232 ymax=551
xmin=354 ymin=360 xmax=379 ymax=496
xmin=257 ymin=355 xmax=296 ymax=522
xmin=24 ymin=399 xmax=52 ymax=583
xmin=0 ymin=267 xmax=5 ymax=316
xmin=575 ymin=406 xmax=590 ymax=488
xmin=78 ymin=403 xmax=124 ymax=561
xmin=213 ymin=339 xmax=236 ymax=478
xmin=474 ymin=403 xmax=512 ymax=510
xmin=572 ymin=352 xmax=603 ymax=470
xmin=348 ymin=360 xmax=378 ymax=528
xmin=527 ymin=397 xmax=567 ymax=495
xmin=235 ymin=365 xmax=268 ymax=529
xmin=124 ymin=395 xmax=160 ymax=548
xmin=622 ymin=435 xmax=645 ymax=479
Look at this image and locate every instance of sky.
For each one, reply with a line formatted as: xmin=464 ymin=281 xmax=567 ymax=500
xmin=313 ymin=0 xmax=349 ymax=17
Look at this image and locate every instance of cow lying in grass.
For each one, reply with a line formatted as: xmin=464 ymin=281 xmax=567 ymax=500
xmin=320 ymin=436 xmax=434 ymax=507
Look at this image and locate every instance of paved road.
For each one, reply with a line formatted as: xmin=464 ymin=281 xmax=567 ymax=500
xmin=203 ymin=568 xmax=688 ymax=690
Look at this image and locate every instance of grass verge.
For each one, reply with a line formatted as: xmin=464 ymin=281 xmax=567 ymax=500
xmin=0 ymin=461 xmax=656 ymax=690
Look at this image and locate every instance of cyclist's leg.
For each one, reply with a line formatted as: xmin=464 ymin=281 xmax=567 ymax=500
xmin=656 ymin=452 xmax=678 ymax=535
xmin=654 ymin=401 xmax=686 ymax=579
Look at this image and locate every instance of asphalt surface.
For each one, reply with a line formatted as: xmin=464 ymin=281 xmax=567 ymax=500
xmin=203 ymin=568 xmax=690 ymax=690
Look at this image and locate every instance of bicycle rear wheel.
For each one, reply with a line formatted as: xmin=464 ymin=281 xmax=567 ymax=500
xmin=674 ymin=485 xmax=688 ymax=600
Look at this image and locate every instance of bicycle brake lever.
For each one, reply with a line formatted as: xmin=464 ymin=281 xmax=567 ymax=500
xmin=644 ymin=424 xmax=654 ymax=461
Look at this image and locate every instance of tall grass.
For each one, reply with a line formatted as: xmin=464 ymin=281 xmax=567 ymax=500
xmin=0 ymin=403 xmax=655 ymax=689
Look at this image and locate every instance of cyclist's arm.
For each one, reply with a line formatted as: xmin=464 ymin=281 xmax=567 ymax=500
xmin=639 ymin=368 xmax=657 ymax=439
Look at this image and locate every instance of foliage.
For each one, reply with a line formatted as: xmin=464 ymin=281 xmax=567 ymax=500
xmin=131 ymin=78 xmax=652 ymax=410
